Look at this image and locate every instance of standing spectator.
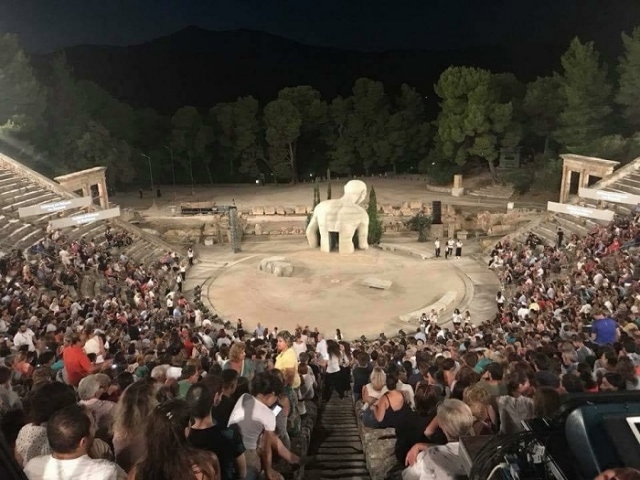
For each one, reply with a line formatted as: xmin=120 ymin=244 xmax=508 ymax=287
xmin=129 ymin=399 xmax=220 ymax=480
xmin=62 ymin=333 xmax=112 ymax=387
xmin=455 ymin=239 xmax=463 ymax=259
xmin=186 ymin=383 xmax=247 ymax=480
xmin=556 ymin=226 xmax=564 ymax=248
xmin=187 ymin=247 xmax=194 ymax=266
xmin=23 ymin=404 xmax=126 ymax=480
xmin=78 ymin=375 xmax=116 ymax=441
xmin=434 ymin=238 xmax=441 ymax=258
xmin=274 ymin=331 xmax=300 ymax=390
xmin=112 ymin=378 xmax=158 ymax=472
xmin=591 ymin=310 xmax=620 ymax=345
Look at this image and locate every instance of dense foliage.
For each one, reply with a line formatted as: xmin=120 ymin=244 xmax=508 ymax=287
xmin=3 ymin=28 xmax=640 ymax=189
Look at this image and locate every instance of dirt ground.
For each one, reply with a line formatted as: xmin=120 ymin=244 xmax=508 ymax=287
xmin=202 ymin=243 xmax=466 ymax=339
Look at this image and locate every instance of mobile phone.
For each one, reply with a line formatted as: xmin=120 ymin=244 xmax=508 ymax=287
xmin=271 ymin=405 xmax=282 ymax=416
xmin=111 ymin=364 xmax=118 ymax=369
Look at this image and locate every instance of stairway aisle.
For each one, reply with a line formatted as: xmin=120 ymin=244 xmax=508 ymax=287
xmin=305 ymin=396 xmax=371 ymax=480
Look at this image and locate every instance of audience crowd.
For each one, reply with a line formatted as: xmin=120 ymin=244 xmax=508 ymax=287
xmin=2 ymin=211 xmax=640 ymax=480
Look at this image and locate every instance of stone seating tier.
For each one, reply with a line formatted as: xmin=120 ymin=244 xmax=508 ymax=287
xmin=0 ymin=164 xmax=172 ymax=266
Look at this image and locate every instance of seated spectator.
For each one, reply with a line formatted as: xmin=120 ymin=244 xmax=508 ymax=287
xmin=463 ymin=383 xmax=498 ymax=435
xmin=402 ymin=399 xmax=475 ymax=480
xmin=186 ymin=382 xmax=246 ymax=480
xmin=77 ymin=374 xmax=115 ymax=442
xmin=129 ymin=399 xmax=220 ymax=480
xmin=361 ymin=369 xmax=410 ymax=429
xmin=394 ymin=383 xmax=446 ymax=464
xmin=0 ymin=365 xmax=22 ymax=411
xmin=15 ymin=382 xmax=77 ymax=466
xmin=352 ymin=352 xmax=372 ymax=401
xmin=361 ymin=367 xmax=388 ymax=408
xmin=23 ymin=404 xmax=126 ymax=480
xmin=497 ymin=369 xmax=534 ymax=434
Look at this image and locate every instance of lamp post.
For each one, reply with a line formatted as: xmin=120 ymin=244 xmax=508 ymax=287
xmin=187 ymin=151 xmax=195 ymax=195
xmin=163 ymin=146 xmax=176 ymax=190
xmin=141 ymin=153 xmax=153 ymax=192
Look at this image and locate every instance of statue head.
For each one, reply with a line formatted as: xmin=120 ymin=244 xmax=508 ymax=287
xmin=342 ymin=180 xmax=367 ymax=205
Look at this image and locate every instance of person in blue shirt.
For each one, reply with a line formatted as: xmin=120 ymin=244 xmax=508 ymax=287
xmin=591 ymin=310 xmax=620 ymax=345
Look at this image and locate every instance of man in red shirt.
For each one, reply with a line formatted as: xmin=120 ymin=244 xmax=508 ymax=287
xmin=63 ymin=332 xmax=112 ymax=386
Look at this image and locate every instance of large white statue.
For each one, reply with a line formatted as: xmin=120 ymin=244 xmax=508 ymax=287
xmin=306 ymin=180 xmax=370 ymax=254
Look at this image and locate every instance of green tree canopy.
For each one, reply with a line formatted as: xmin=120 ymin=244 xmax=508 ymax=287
xmin=554 ymin=37 xmax=612 ymax=150
xmin=431 ymin=66 xmax=518 ymax=180
xmin=523 ymin=75 xmax=565 ymax=153
xmin=263 ymin=98 xmax=302 ymax=182
xmin=0 ymin=33 xmax=44 ymax=132
xmin=617 ymin=27 xmax=640 ymax=131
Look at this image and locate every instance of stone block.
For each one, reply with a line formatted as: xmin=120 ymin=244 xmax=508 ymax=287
xmin=409 ymin=199 xmax=422 ymax=210
xmin=295 ymin=205 xmax=307 ymax=214
xmin=362 ymin=277 xmax=392 ymax=290
xmin=276 ymin=206 xmax=285 ymax=215
xmin=306 ymin=205 xmax=315 ymax=214
xmin=264 ymin=206 xmax=276 ymax=215
xmin=382 ymin=204 xmax=395 ymax=214
xmin=457 ymin=230 xmax=469 ymax=240
xmin=252 ymin=206 xmax=265 ymax=215
xmin=400 ymin=208 xmax=413 ymax=217
xmin=254 ymin=224 xmax=262 ymax=236
xmin=203 ymin=237 xmax=214 ymax=246
xmin=451 ymin=187 xmax=464 ymax=197
xmin=284 ymin=207 xmax=295 ymax=215
xmin=401 ymin=201 xmax=410 ymax=210
xmin=258 ymin=256 xmax=294 ymax=277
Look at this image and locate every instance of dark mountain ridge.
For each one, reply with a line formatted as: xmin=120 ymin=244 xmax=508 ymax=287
xmin=32 ymin=25 xmax=618 ymax=115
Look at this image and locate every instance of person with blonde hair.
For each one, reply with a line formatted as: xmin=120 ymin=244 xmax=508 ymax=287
xmin=402 ymin=399 xmax=475 ymax=480
xmin=223 ymin=342 xmax=254 ymax=380
xmin=462 ymin=383 xmax=497 ymax=435
xmin=361 ymin=367 xmax=388 ymax=407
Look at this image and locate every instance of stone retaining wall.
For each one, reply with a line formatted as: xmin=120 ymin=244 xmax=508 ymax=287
xmin=354 ymin=400 xmax=399 ymax=480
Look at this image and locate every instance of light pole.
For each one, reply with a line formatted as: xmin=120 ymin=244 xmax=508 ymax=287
xmin=141 ymin=153 xmax=153 ymax=192
xmin=187 ymin=151 xmax=195 ymax=195
xmin=163 ymin=146 xmax=176 ymax=190
xmin=164 ymin=146 xmax=176 ymax=199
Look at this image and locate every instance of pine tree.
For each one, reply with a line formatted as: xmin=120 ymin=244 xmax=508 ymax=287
xmin=617 ymin=27 xmax=640 ymax=130
xmin=327 ymin=178 xmax=332 ymax=199
xmin=554 ymin=37 xmax=612 ymax=150
xmin=367 ymin=187 xmax=383 ymax=245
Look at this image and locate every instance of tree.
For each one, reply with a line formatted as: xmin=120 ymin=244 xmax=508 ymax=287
xmin=327 ymin=96 xmax=357 ymax=174
xmin=554 ymin=37 xmax=612 ymax=150
xmin=617 ymin=27 xmax=640 ymax=131
xmin=367 ymin=186 xmax=383 ymax=245
xmin=307 ymin=178 xmax=321 ymax=227
xmin=432 ymin=66 xmax=517 ymax=181
xmin=405 ymin=212 xmax=432 ymax=243
xmin=263 ymin=99 xmax=302 ymax=182
xmin=0 ymin=33 xmax=44 ymax=132
xmin=523 ymin=75 xmax=565 ymax=154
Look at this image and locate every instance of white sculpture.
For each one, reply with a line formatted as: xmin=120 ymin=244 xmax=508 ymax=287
xmin=306 ymin=180 xmax=370 ymax=254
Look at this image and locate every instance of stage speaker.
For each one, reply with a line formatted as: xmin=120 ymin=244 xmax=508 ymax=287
xmin=432 ymin=201 xmax=442 ymax=224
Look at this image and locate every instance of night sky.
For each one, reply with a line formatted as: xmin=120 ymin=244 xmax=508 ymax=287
xmin=1 ymin=0 xmax=640 ymax=53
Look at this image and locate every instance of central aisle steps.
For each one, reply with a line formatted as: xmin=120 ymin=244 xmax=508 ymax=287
xmin=305 ymin=396 xmax=371 ymax=480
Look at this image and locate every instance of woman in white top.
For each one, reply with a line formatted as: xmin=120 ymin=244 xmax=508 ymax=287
xmin=496 ymin=291 xmax=505 ymax=312
xmin=361 ymin=367 xmax=388 ymax=408
xmin=322 ymin=340 xmax=344 ymax=401
xmin=451 ymin=309 xmax=462 ymax=328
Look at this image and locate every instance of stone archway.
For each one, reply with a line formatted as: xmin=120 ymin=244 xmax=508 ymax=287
xmin=54 ymin=167 xmax=109 ymax=209
xmin=559 ymin=154 xmax=618 ymax=204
